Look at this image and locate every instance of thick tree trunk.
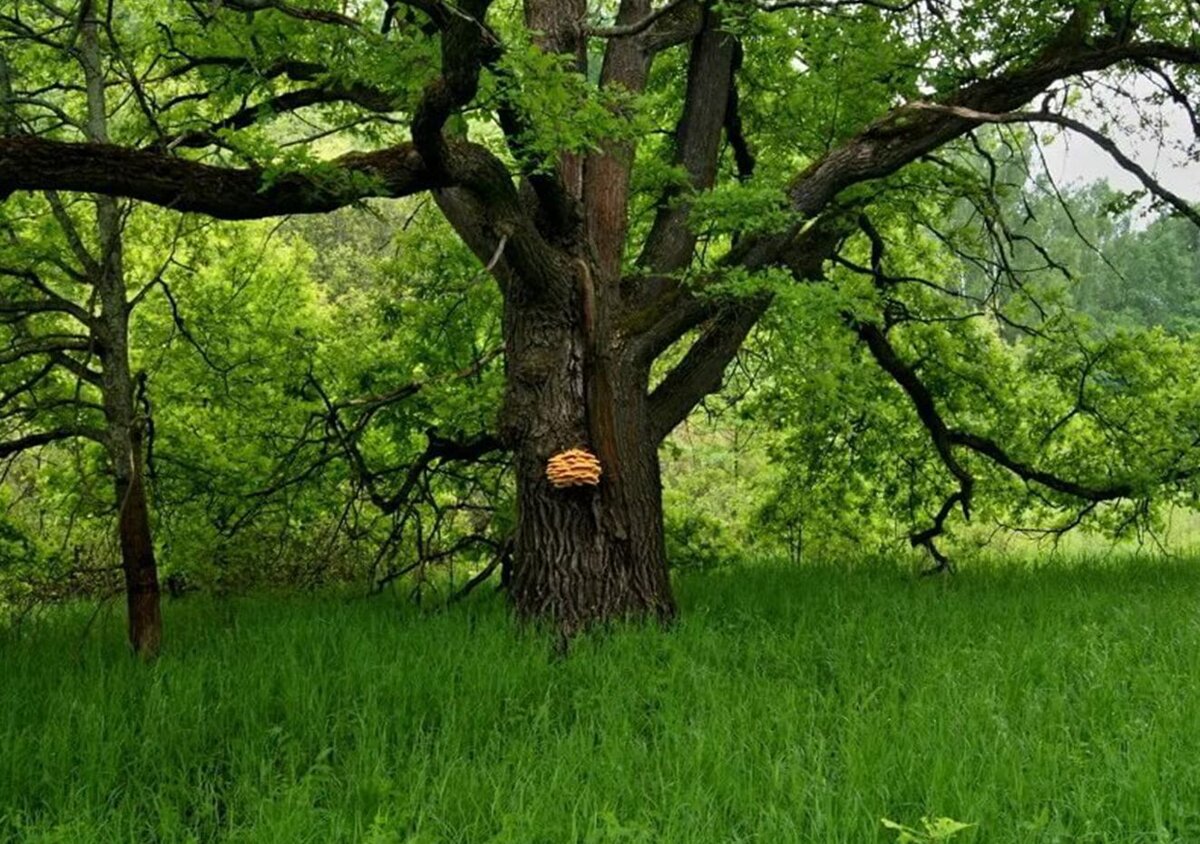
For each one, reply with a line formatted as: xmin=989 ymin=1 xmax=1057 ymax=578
xmin=503 ymin=267 xmax=675 ymax=633
xmin=508 ymin=411 xmax=674 ymax=632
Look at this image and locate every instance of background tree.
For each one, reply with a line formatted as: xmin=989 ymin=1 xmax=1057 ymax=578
xmin=0 ymin=5 xmax=168 ymax=654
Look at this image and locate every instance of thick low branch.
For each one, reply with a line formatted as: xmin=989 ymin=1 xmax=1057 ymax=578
xmin=0 ymin=397 xmax=105 ymax=424
xmin=846 ymin=198 xmax=1162 ymax=565
xmin=856 ymin=322 xmax=974 ymax=501
xmin=855 ymin=314 xmax=1180 ymax=568
xmin=781 ymin=39 xmax=1200 ymax=220
xmin=0 ymin=335 xmax=95 ymax=365
xmin=947 ymin=430 xmax=1134 ymax=501
xmin=49 ymin=350 xmax=103 ymax=387
xmin=647 ymin=296 xmax=768 ymax=442
xmin=0 ymin=299 xmax=91 ymax=326
xmin=0 ymin=136 xmax=442 ymax=218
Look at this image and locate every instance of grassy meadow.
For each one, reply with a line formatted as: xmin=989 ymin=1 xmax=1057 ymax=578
xmin=4 ymin=558 xmax=1200 ymax=842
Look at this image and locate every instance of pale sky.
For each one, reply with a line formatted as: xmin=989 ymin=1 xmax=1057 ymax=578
xmin=1041 ymin=77 xmax=1200 ymax=204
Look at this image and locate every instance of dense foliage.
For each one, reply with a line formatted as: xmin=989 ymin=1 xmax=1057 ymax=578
xmin=4 ymin=177 xmax=1199 ymax=605
xmin=0 ymin=0 xmax=1198 ymax=636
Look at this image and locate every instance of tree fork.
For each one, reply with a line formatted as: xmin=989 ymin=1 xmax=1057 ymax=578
xmin=505 ymin=253 xmax=675 ymax=633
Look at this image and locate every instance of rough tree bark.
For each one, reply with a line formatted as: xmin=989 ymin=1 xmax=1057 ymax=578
xmin=502 ymin=259 xmax=675 ymax=629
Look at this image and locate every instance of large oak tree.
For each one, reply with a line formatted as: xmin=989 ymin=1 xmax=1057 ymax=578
xmin=2 ymin=0 xmax=1199 ymax=639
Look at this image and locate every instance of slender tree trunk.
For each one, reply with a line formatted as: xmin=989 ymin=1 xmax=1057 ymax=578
xmin=81 ymin=8 xmax=162 ymax=656
xmin=97 ymin=265 xmax=163 ymax=657
xmin=99 ymin=294 xmax=163 ymax=658
xmin=114 ymin=438 xmax=163 ymax=657
xmin=503 ymin=263 xmax=675 ymax=632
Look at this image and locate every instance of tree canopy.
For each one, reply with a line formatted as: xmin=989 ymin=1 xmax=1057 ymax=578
xmin=1 ymin=0 xmax=1199 ymax=649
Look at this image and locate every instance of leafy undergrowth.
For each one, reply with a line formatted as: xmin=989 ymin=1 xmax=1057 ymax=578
xmin=4 ymin=557 xmax=1200 ymax=842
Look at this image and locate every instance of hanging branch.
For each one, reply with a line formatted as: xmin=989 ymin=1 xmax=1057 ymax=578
xmin=910 ymin=103 xmax=1200 ymax=229
xmin=842 ymin=209 xmax=1200 ymax=571
xmin=294 ymin=348 xmax=509 ymax=592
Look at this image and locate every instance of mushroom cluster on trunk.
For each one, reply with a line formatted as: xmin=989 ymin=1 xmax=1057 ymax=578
xmin=545 ymin=448 xmax=603 ymax=489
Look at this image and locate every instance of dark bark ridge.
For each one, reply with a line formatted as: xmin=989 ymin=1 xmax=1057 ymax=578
xmin=3 ymin=1 xmax=1199 ymax=625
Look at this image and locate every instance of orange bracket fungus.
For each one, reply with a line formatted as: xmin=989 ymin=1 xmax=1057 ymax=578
xmin=545 ymin=448 xmax=603 ymax=489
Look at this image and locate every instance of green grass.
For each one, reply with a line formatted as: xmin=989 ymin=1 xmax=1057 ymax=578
xmin=5 ymin=558 xmax=1200 ymax=842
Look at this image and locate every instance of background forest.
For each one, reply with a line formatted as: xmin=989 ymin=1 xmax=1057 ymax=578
xmin=4 ymin=175 xmax=1199 ymax=610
